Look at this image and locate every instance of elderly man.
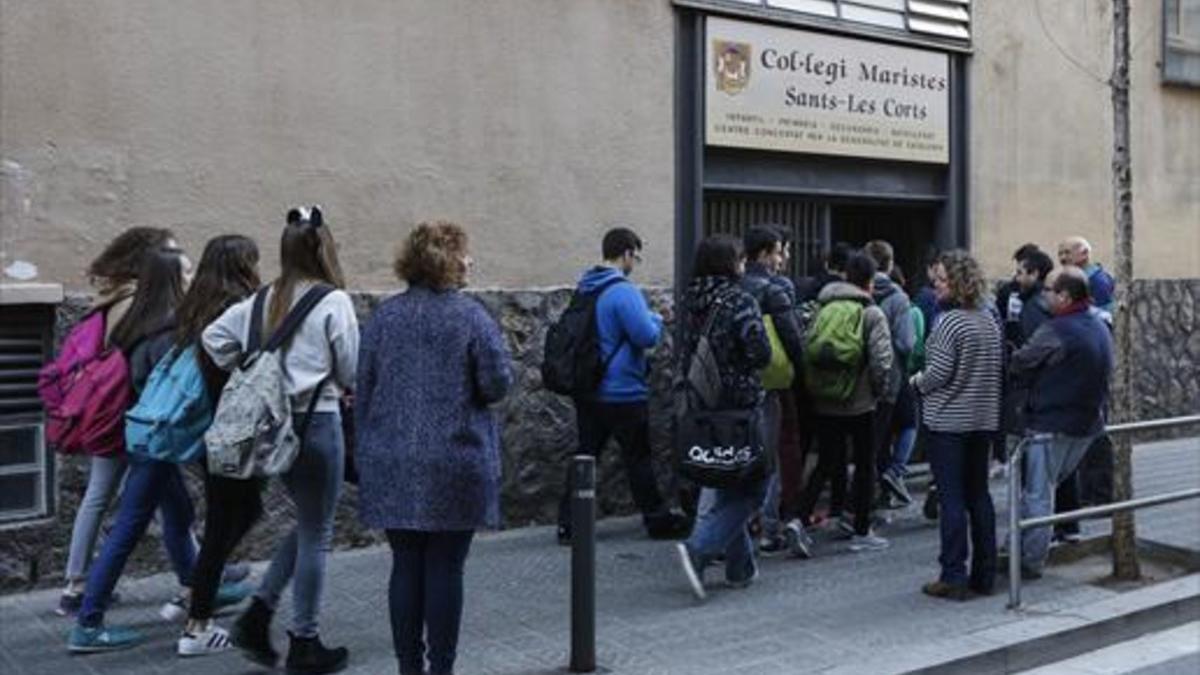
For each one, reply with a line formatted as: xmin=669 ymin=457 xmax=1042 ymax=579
xmin=1009 ymin=267 xmax=1114 ymax=578
xmin=1057 ymin=237 xmax=1116 ymax=318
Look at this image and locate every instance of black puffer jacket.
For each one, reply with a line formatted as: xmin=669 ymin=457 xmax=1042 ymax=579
xmin=676 ymin=275 xmax=772 ymax=410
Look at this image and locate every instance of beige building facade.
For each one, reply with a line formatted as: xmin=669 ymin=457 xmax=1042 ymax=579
xmin=1 ymin=0 xmax=1197 ymax=583
xmin=2 ymin=1 xmax=1196 ymax=291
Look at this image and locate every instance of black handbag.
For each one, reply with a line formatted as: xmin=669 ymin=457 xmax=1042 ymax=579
xmin=674 ymin=298 xmax=767 ymax=489
xmin=677 ymin=407 xmax=767 ymax=489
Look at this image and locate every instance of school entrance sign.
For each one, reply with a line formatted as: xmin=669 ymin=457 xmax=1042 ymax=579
xmin=705 ymin=16 xmax=950 ymax=164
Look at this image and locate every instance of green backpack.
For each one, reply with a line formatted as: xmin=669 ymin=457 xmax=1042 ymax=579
xmin=803 ymin=299 xmax=866 ymax=402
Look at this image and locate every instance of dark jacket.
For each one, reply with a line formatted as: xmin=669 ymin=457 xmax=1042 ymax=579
xmin=126 ymin=319 xmax=176 ymax=395
xmin=355 ymin=285 xmax=514 ymax=530
xmin=1009 ymin=303 xmax=1114 ymax=436
xmin=1017 ymin=284 xmax=1052 ymax=347
xmin=741 ymin=262 xmax=805 ymax=369
xmin=796 ymin=272 xmax=842 ymax=305
xmin=576 ymin=266 xmax=662 ymax=403
xmin=677 ymin=275 xmax=771 ymax=411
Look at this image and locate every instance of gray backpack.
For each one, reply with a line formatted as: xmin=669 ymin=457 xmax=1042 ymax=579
xmin=205 ymin=285 xmax=334 ymax=479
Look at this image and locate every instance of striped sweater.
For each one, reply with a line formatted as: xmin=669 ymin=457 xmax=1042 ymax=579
xmin=912 ymin=307 xmax=1004 ymax=433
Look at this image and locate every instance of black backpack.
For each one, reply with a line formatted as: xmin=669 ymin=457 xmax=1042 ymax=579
xmin=541 ymin=277 xmax=627 ymax=398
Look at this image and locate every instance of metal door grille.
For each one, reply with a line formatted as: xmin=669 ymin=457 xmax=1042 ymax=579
xmin=0 ymin=304 xmax=54 ymax=523
xmin=703 ymin=195 xmax=830 ymax=278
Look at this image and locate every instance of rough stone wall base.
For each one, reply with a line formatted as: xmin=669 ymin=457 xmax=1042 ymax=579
xmin=3 ymin=280 xmax=1195 ymax=592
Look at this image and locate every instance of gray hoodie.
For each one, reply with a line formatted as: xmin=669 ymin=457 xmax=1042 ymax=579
xmin=812 ymin=281 xmax=893 ymax=417
xmin=872 ymin=272 xmax=915 ymax=403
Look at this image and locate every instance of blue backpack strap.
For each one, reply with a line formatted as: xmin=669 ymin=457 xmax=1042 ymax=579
xmin=244 ymin=286 xmax=271 ymax=358
xmin=593 ymin=276 xmax=630 ymax=373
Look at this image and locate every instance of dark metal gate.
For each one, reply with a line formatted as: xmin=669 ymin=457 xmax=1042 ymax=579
xmin=702 ymin=194 xmax=830 ymax=279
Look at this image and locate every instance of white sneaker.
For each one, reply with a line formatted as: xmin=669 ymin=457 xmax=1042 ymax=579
xmin=177 ymin=624 xmax=233 ymax=657
xmin=848 ymin=532 xmax=891 ymax=552
xmin=160 ymin=595 xmax=188 ymax=622
xmin=675 ymin=542 xmax=706 ymax=601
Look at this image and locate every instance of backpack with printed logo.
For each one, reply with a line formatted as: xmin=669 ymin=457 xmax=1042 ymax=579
xmin=541 ymin=276 xmax=627 ymax=398
xmin=803 ymin=299 xmax=866 ymax=402
xmin=125 ymin=345 xmax=212 ymax=464
xmin=204 ymin=285 xmax=334 ymax=479
xmin=38 ymin=308 xmax=136 ymax=456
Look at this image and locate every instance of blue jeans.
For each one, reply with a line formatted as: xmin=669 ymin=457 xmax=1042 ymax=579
xmin=65 ymin=455 xmax=128 ymax=583
xmin=926 ymin=430 xmax=996 ymax=589
xmin=685 ymin=478 xmax=767 ymax=584
xmin=758 ymin=393 xmax=784 ymax=538
xmin=77 ymin=458 xmax=196 ymax=627
xmin=386 ymin=530 xmax=475 ymax=675
xmin=256 ymin=413 xmax=344 ymax=638
xmin=1020 ymin=431 xmax=1097 ymax=573
xmin=887 ymin=427 xmax=918 ymax=477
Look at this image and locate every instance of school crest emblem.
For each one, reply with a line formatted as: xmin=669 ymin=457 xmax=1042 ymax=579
xmin=714 ymin=40 xmax=752 ymax=95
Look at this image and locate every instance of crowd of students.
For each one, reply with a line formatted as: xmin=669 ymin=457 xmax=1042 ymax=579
xmin=552 ymin=226 xmax=1114 ymax=605
xmin=43 ymin=215 xmax=1115 ymax=675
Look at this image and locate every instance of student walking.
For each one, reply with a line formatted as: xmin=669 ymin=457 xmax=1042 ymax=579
xmin=553 ymin=227 xmax=687 ymax=544
xmin=68 ymin=244 xmax=257 ymax=652
xmin=791 ymin=253 xmax=893 ymax=554
xmin=913 ymin=250 xmax=1003 ymax=601
xmin=51 ymin=227 xmax=175 ymax=616
xmin=204 ymin=207 xmax=359 ymax=673
xmin=738 ymin=225 xmax=805 ymax=554
xmin=355 ymin=222 xmax=513 ymax=675
xmin=674 ymin=235 xmax=772 ymax=601
xmin=174 ymin=235 xmax=267 ymax=656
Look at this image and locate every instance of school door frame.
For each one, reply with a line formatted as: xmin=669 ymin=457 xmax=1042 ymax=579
xmin=672 ymin=7 xmax=971 ymax=287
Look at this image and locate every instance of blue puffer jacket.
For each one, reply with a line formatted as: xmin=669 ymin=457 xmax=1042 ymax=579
xmin=577 ymin=266 xmax=663 ymax=403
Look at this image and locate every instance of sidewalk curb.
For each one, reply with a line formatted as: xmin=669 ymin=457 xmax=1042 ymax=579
xmin=827 ymin=572 xmax=1200 ymax=675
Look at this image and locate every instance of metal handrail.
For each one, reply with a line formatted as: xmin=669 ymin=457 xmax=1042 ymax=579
xmin=1006 ymin=414 xmax=1200 ymax=610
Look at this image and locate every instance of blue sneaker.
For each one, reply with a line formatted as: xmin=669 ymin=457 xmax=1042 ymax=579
xmin=67 ymin=624 xmax=142 ymax=653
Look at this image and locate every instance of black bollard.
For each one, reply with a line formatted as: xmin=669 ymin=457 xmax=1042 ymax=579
xmin=569 ymin=455 xmax=596 ymax=673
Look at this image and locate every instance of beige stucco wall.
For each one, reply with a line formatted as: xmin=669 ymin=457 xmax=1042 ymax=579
xmin=0 ymin=0 xmax=676 ymax=292
xmin=971 ymin=0 xmax=1199 ymax=281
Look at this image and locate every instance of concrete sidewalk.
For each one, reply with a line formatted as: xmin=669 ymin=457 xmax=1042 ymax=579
xmin=2 ymin=437 xmax=1196 ymax=675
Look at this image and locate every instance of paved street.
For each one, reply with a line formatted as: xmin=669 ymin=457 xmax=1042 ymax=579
xmin=2 ymin=437 xmax=1197 ymax=675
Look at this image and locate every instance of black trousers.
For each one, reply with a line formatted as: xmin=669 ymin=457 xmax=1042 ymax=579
xmin=387 ymin=530 xmax=474 ymax=675
xmin=189 ymin=472 xmax=264 ymax=620
xmin=799 ymin=412 xmax=875 ymax=535
xmin=558 ymin=400 xmax=665 ymax=530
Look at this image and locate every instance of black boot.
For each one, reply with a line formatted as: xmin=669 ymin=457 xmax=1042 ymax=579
xmin=285 ymin=631 xmax=349 ymax=674
xmin=645 ymin=508 xmax=691 ymax=540
xmin=232 ymin=597 xmax=278 ymax=668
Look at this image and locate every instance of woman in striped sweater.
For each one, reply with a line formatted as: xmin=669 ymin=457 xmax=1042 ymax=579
xmin=911 ymin=250 xmax=1003 ymax=601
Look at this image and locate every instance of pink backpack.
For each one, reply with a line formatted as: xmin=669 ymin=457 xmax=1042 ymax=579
xmin=38 ymin=310 xmax=134 ymax=456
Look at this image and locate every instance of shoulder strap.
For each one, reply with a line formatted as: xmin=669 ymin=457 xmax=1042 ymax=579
xmin=245 ymin=286 xmax=271 ymax=356
xmin=261 ymin=285 xmax=336 ymax=353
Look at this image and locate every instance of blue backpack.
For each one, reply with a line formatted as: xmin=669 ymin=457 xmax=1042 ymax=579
xmin=125 ymin=345 xmax=212 ymax=463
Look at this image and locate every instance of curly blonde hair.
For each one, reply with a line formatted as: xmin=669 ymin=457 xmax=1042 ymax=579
xmin=394 ymin=221 xmax=469 ymax=290
xmin=938 ymin=249 xmax=989 ymax=309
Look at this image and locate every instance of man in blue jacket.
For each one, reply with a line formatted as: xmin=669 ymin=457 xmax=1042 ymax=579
xmin=557 ymin=228 xmax=688 ymax=544
xmin=1009 ymin=266 xmax=1114 ymax=578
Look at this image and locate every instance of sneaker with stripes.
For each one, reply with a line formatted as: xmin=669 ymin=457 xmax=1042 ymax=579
xmin=177 ymin=623 xmax=233 ymax=657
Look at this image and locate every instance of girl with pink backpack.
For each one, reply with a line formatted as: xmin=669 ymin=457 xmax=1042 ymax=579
xmin=43 ymin=227 xmax=174 ymax=616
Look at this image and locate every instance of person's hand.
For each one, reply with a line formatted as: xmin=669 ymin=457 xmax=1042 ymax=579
xmin=658 ymin=305 xmax=674 ymax=324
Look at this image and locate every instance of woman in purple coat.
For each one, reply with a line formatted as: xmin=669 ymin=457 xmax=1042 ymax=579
xmin=355 ymin=221 xmax=513 ymax=675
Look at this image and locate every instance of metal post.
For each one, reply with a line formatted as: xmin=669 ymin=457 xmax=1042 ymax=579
xmin=1007 ymin=439 xmax=1023 ymax=610
xmin=569 ymin=455 xmax=596 ymax=673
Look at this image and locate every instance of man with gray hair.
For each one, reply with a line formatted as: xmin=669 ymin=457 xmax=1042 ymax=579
xmin=1057 ymin=236 xmax=1115 ymax=318
xmin=1008 ymin=266 xmax=1114 ymax=578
